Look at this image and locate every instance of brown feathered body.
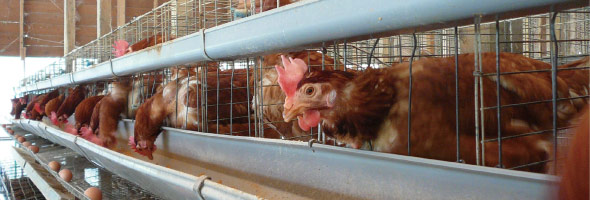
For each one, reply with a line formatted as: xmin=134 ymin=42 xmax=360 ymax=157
xmin=127 ymin=73 xmax=165 ymax=118
xmin=89 ymin=81 xmax=131 ymax=147
xmin=254 ymin=51 xmax=340 ymax=139
xmin=44 ymin=94 xmax=64 ymax=118
xmin=56 ymin=86 xmax=87 ymax=122
xmin=207 ymin=123 xmax=282 ymax=138
xmin=132 ymin=71 xmax=255 ymax=158
xmin=10 ymin=98 xmax=18 ymax=116
xmin=133 ymin=90 xmax=173 ymax=159
xmin=129 ymin=34 xmax=176 ymax=53
xmin=284 ymin=52 xmax=584 ymax=172
xmin=13 ymin=96 xmax=28 ymax=119
xmin=557 ymin=56 xmax=589 ymax=111
xmin=74 ymin=95 xmax=105 ymax=131
xmin=558 ymin=106 xmax=589 ymax=200
xmin=26 ymin=94 xmax=46 ymax=120
xmin=25 ymin=95 xmax=38 ymax=114
xmin=167 ymin=69 xmax=252 ymax=131
xmin=35 ymin=89 xmax=60 ymax=116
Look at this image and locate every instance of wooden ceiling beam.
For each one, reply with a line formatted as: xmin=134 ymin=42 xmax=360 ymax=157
xmin=19 ymin=0 xmax=25 ymax=60
xmin=97 ymin=0 xmax=112 ymax=38
xmin=64 ymin=0 xmax=75 ymax=55
xmin=64 ymin=0 xmax=76 ymax=72
xmin=117 ymin=0 xmax=125 ymax=27
xmin=0 ymin=0 xmax=158 ymax=57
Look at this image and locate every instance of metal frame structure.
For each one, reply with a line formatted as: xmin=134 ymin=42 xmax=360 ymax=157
xmin=14 ymin=0 xmax=585 ymax=91
xmin=8 ymin=0 xmax=590 ymax=199
xmin=12 ymin=119 xmax=559 ymax=199
xmin=12 ymin=121 xmax=259 ymax=200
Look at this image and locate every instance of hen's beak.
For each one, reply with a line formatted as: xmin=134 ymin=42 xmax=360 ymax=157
xmin=283 ymin=97 xmax=307 ymax=123
xmin=283 ymin=108 xmax=298 ymax=123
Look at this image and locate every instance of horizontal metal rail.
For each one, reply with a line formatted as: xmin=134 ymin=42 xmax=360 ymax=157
xmin=14 ymin=119 xmax=561 ymax=199
xmin=14 ymin=0 xmax=585 ymax=92
xmin=10 ymin=147 xmax=74 ymax=200
xmin=12 ymin=120 xmax=258 ymax=200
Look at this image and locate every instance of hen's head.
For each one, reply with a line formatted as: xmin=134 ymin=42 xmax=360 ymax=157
xmin=113 ymin=40 xmax=130 ymax=57
xmin=129 ymin=136 xmax=157 ymax=160
xmin=276 ymin=55 xmax=353 ymax=131
xmin=50 ymin=112 xmax=59 ymax=125
xmin=34 ymin=103 xmax=43 ymax=114
xmin=57 ymin=114 xmax=69 ymax=124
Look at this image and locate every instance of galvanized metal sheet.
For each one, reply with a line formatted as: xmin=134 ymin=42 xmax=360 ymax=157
xmin=14 ymin=119 xmax=560 ymax=199
xmin=13 ymin=120 xmax=259 ymax=200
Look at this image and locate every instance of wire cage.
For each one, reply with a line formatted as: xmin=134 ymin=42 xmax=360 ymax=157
xmin=0 ymin=147 xmax=45 ymax=200
xmin=13 ymin=0 xmax=590 ymax=183
xmin=0 ymin=161 xmax=45 ymax=200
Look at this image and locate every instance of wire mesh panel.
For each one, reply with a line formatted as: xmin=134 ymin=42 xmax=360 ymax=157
xmin=9 ymin=130 xmax=162 ymax=200
xmin=12 ymin=1 xmax=590 ymax=180
xmin=0 ymin=161 xmax=45 ymax=200
xmin=0 ymin=139 xmax=45 ymax=200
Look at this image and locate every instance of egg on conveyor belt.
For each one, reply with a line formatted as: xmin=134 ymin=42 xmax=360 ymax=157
xmin=48 ymin=161 xmax=61 ymax=172
xmin=59 ymin=169 xmax=73 ymax=182
xmin=28 ymin=145 xmax=39 ymax=153
xmin=84 ymin=187 xmax=102 ymax=200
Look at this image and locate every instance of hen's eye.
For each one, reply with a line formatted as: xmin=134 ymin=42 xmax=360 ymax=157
xmin=305 ymin=87 xmax=314 ymax=95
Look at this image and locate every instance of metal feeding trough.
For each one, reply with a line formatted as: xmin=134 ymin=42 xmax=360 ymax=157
xmin=12 ymin=119 xmax=559 ymax=199
xmin=12 ymin=119 xmax=258 ymax=200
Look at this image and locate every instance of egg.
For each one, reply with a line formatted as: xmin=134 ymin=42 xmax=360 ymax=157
xmin=17 ymin=137 xmax=25 ymax=143
xmin=58 ymin=169 xmax=73 ymax=182
xmin=28 ymin=145 xmax=39 ymax=153
xmin=22 ymin=141 xmax=31 ymax=147
xmin=48 ymin=161 xmax=61 ymax=172
xmin=84 ymin=187 xmax=102 ymax=200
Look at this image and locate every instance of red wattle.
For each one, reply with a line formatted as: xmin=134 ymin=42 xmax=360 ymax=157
xmin=297 ymin=116 xmax=311 ymax=131
xmin=297 ymin=110 xmax=320 ymax=131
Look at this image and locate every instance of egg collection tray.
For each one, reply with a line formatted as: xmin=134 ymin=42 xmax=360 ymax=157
xmin=6 ymin=126 xmax=162 ymax=200
xmin=11 ymin=119 xmax=259 ymax=200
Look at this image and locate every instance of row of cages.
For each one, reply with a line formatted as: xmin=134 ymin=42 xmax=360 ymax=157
xmin=21 ymin=1 xmax=590 ymax=85
xmin=14 ymin=2 xmax=590 ymax=176
xmin=0 ymin=153 xmax=45 ymax=200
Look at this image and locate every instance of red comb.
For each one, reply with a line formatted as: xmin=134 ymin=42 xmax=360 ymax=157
xmin=275 ymin=55 xmax=308 ymax=97
xmin=275 ymin=55 xmax=308 ymax=110
xmin=113 ymin=40 xmax=129 ymax=58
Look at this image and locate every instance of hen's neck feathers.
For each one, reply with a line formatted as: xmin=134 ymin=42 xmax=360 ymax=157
xmin=109 ymin=84 xmax=130 ymax=102
xmin=315 ymin=68 xmax=399 ymax=143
